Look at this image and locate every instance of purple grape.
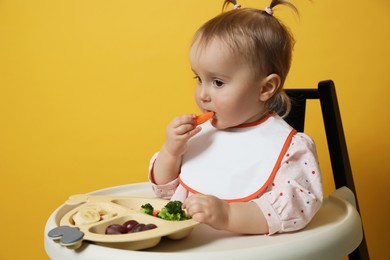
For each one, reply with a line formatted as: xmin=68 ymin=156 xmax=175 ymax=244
xmin=128 ymin=223 xmax=146 ymax=233
xmin=105 ymin=220 xmax=158 ymax=235
xmin=143 ymin=224 xmax=157 ymax=230
xmin=105 ymin=224 xmax=127 ymax=234
xmin=123 ymin=220 xmax=139 ymax=232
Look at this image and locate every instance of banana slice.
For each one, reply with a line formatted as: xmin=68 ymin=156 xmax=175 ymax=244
xmin=73 ymin=207 xmax=101 ymax=225
xmin=101 ymin=212 xmax=117 ymax=220
xmin=72 ymin=204 xmax=117 ymax=226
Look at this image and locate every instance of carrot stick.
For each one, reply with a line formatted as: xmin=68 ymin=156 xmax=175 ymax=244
xmin=195 ymin=112 xmax=214 ymax=125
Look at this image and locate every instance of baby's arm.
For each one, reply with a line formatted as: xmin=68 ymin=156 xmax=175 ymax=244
xmin=183 ymin=194 xmax=268 ymax=234
xmin=153 ymin=114 xmax=201 ymax=185
xmin=255 ymin=133 xmax=323 ymax=234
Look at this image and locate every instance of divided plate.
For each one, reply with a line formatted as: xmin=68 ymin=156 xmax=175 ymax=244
xmin=48 ymin=195 xmax=198 ymax=250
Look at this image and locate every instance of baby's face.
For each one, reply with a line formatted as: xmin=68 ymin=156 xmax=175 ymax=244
xmin=190 ymin=39 xmax=268 ymax=129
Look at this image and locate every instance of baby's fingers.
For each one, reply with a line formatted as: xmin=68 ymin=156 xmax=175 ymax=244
xmin=174 ymin=123 xmax=200 ymax=136
xmin=168 ymin=115 xmax=197 ymax=135
xmin=183 ymin=195 xmax=229 ymax=230
xmin=183 ymin=194 xmax=208 ymax=216
xmin=170 ymin=114 xmax=196 ymax=127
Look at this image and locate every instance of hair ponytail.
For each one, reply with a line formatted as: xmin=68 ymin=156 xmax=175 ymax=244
xmin=269 ymin=0 xmax=299 ymax=15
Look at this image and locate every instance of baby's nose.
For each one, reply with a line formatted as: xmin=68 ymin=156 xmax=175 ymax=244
xmin=199 ymin=87 xmax=211 ymax=102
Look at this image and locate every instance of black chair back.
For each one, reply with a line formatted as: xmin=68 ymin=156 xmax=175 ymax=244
xmin=284 ymin=80 xmax=369 ymax=260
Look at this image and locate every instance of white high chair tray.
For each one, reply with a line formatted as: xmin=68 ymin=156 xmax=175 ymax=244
xmin=45 ymin=182 xmax=363 ymax=260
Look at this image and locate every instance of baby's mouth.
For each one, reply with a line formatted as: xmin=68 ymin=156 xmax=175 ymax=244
xmin=207 ymin=111 xmax=216 ymax=118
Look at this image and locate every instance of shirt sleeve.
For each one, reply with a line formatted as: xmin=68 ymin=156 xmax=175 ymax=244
xmin=253 ymin=133 xmax=323 ymax=235
xmin=148 ymin=152 xmax=179 ymax=200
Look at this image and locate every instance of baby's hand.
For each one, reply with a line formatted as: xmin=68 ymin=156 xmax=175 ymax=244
xmin=183 ymin=194 xmax=230 ymax=230
xmin=164 ymin=114 xmax=201 ymax=157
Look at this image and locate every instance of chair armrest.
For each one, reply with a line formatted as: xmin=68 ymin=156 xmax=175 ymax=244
xmin=330 ymin=186 xmax=357 ymax=209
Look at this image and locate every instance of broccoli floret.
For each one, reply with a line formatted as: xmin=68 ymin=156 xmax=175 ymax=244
xmin=140 ymin=203 xmax=154 ymax=215
xmin=164 ymin=201 xmax=184 ymax=214
xmin=157 ymin=201 xmax=190 ymax=221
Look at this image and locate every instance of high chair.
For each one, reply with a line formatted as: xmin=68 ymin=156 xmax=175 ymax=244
xmin=285 ymin=80 xmax=369 ymax=259
xmin=45 ymin=80 xmax=369 ymax=260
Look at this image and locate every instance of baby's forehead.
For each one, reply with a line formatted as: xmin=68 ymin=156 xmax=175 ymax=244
xmin=190 ymin=37 xmax=240 ymax=61
xmin=190 ymin=35 xmax=265 ymax=80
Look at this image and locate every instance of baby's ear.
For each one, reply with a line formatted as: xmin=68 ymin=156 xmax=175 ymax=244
xmin=259 ymin=74 xmax=281 ymax=102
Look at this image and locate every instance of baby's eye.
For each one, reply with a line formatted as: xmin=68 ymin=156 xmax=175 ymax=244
xmin=213 ymin=79 xmax=224 ymax=87
xmin=193 ymin=76 xmax=202 ymax=84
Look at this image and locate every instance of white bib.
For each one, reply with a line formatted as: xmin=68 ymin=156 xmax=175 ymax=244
xmin=179 ymin=114 xmax=296 ymax=202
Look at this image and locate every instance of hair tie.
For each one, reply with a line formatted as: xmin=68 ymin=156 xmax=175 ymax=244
xmin=265 ymin=6 xmax=273 ymax=15
xmin=234 ymin=4 xmax=241 ymax=10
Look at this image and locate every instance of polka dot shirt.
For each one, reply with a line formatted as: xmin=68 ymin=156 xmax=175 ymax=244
xmin=149 ymin=133 xmax=323 ymax=235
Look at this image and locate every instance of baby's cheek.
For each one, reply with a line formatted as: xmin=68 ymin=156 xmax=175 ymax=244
xmin=194 ymin=96 xmax=202 ymax=108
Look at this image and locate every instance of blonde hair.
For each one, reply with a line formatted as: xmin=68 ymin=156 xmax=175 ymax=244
xmin=192 ymin=0 xmax=298 ymax=117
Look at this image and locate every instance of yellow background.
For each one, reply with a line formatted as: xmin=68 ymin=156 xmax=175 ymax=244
xmin=0 ymin=0 xmax=389 ymax=259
